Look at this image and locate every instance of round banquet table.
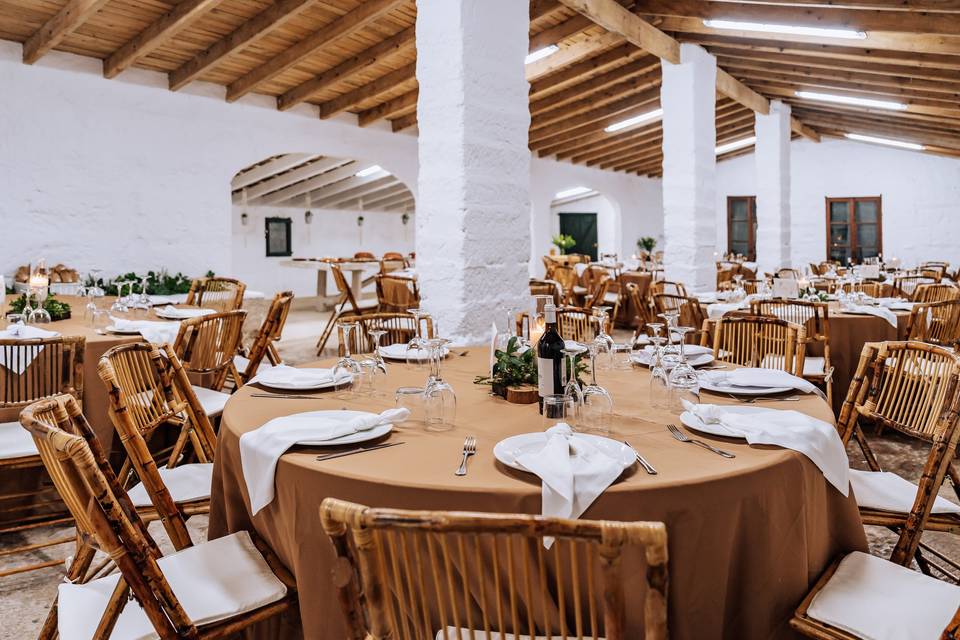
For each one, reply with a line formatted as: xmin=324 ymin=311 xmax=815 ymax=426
xmin=209 ymin=349 xmax=866 ymax=640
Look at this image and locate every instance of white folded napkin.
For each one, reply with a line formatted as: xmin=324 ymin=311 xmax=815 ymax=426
xmin=248 ymin=364 xmax=340 ymax=388
xmin=147 ymin=294 xmax=188 ymax=306
xmin=700 ymin=368 xmax=817 ymax=394
xmin=109 ymin=316 xmax=181 ymax=345
xmin=878 ymin=298 xmax=915 ymax=311
xmin=842 ymin=304 xmax=899 ymax=328
xmin=155 ymin=305 xmax=215 ymax=319
xmin=0 ymin=325 xmax=61 ymax=374
xmin=682 ymin=401 xmax=849 ymax=495
xmin=515 ymin=424 xmax=623 ymax=547
xmin=643 ymin=344 xmax=712 ymax=357
xmin=706 ymin=301 xmax=748 ymax=319
xmin=240 ymin=408 xmax=409 ymax=514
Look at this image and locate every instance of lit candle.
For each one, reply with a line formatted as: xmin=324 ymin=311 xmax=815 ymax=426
xmin=29 ymin=273 xmax=48 ymax=288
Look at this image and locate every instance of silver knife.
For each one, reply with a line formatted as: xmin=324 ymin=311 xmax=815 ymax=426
xmin=315 ymin=441 xmax=405 ymax=461
xmin=624 ymin=441 xmax=658 ymax=475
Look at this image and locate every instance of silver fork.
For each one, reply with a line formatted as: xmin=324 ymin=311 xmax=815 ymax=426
xmin=455 ymin=436 xmax=477 ymax=476
xmin=666 ymin=424 xmax=736 ymax=458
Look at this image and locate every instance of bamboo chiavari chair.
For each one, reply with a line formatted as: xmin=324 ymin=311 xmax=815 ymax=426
xmin=894 ymin=275 xmax=937 ymax=301
xmin=235 ymin=290 xmax=294 ymax=384
xmin=839 ymin=281 xmax=888 ymax=298
xmin=836 ymin=342 xmax=960 ymax=576
xmin=710 ymin=315 xmax=806 ymax=376
xmin=317 ymin=263 xmax=380 ymax=354
xmin=20 ymin=395 xmax=297 ymax=640
xmin=752 ymin=299 xmax=834 ymax=404
xmin=184 ymin=276 xmax=246 ymax=313
xmin=320 ymin=498 xmax=669 ymax=640
xmin=172 ymin=309 xmax=247 ymax=400
xmin=906 ymin=300 xmax=960 ymax=350
xmin=98 ymin=342 xmax=217 ymax=550
xmin=338 ymin=312 xmax=435 ymax=357
xmin=354 ymin=251 xmax=377 ymax=260
xmin=626 ymin=282 xmax=655 ymax=335
xmin=653 ymin=294 xmax=708 ymax=344
xmin=376 ymin=274 xmax=420 ymax=312
xmin=0 ymin=335 xmax=84 ymax=578
xmin=583 ymin=276 xmax=612 ymax=313
xmin=552 ymin=265 xmax=579 ymax=305
xmin=380 ymin=257 xmax=408 ymax=274
xmin=651 ymin=280 xmax=687 ymax=297
xmin=529 ymin=278 xmax=563 ymax=306
xmin=914 ymin=283 xmax=960 ymax=304
xmin=776 ymin=268 xmax=801 ymax=280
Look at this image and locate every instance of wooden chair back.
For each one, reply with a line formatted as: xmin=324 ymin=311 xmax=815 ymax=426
xmin=651 ymin=280 xmax=687 ymax=297
xmin=751 ymin=299 xmax=830 ymax=344
xmin=552 ymin=266 xmax=579 ymax=304
xmin=775 ymin=268 xmax=800 ymax=280
xmin=653 ymin=294 xmax=706 ymax=343
xmin=98 ymin=342 xmax=216 ymax=549
xmin=172 ymin=309 xmax=247 ymax=391
xmin=331 ymin=263 xmax=367 ymax=315
xmin=913 ymin=283 xmax=960 ymax=304
xmin=542 ymin=255 xmax=558 ymax=280
xmin=338 ymin=313 xmax=434 ymax=357
xmin=376 ymin=275 xmax=420 ymax=312
xmin=354 ymin=252 xmax=377 ymax=260
xmin=893 ymin=275 xmax=937 ymax=300
xmin=383 ymin=251 xmax=406 ymax=261
xmin=0 ymin=335 xmax=85 ymax=423
xmin=840 ymin=281 xmax=888 ymax=298
xmin=239 ymin=291 xmax=294 ymax=383
xmin=625 ymin=282 xmax=654 ymax=332
xmin=837 ymin=342 xmax=960 ymax=565
xmin=906 ymin=300 xmax=960 ymax=349
xmin=319 ymin=497 xmax=669 ymax=640
xmin=711 ymin=315 xmax=806 ymax=375
xmin=529 ymin=279 xmax=563 ymax=306
xmin=185 ymin=277 xmax=246 ymax=313
xmin=558 ymin=308 xmax=604 ymax=343
xmin=583 ymin=276 xmax=611 ymax=311
xmin=379 ymin=258 xmax=408 ymax=274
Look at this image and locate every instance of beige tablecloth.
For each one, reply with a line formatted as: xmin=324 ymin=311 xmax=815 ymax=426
xmin=209 ymin=350 xmax=866 ymax=640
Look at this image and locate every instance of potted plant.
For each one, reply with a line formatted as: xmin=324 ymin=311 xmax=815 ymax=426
xmin=637 ymin=236 xmax=657 ymax=254
xmin=551 ymin=233 xmax=577 ymax=255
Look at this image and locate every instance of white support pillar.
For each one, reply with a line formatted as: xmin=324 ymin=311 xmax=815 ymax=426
xmin=660 ymin=43 xmax=717 ymax=292
xmin=415 ymin=0 xmax=531 ymax=344
xmin=755 ymin=100 xmax=792 ymax=273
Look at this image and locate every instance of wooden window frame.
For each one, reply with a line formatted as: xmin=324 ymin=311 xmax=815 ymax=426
xmin=726 ymin=195 xmax=757 ymax=261
xmin=824 ymin=196 xmax=883 ymax=263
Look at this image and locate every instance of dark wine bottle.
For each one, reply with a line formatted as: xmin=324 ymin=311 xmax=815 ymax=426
xmin=536 ymin=303 xmax=565 ymax=415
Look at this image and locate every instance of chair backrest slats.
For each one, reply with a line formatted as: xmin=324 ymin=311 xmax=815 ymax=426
xmin=185 ymin=276 xmax=246 ymax=313
xmin=173 ymin=309 xmax=247 ymax=390
xmin=241 ymin=291 xmax=294 ymax=382
xmin=711 ymin=315 xmax=806 ymax=375
xmin=338 ymin=312 xmax=434 ymax=357
xmin=906 ymin=300 xmax=960 ymax=350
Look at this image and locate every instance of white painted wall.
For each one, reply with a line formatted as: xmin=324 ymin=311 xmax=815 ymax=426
xmin=716 ymin=137 xmax=960 ymax=270
xmin=231 ymin=205 xmax=414 ymax=297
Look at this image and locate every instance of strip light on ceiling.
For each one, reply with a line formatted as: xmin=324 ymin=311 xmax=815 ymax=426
xmin=555 ymin=186 xmax=594 ymax=200
xmin=525 ymin=45 xmax=559 ymax=65
xmin=605 ymin=108 xmax=664 ymax=133
xmin=715 ymin=136 xmax=756 ymax=155
xmin=845 ymin=133 xmax=925 ymax=151
xmin=355 ymin=165 xmax=385 ymax=178
xmin=703 ymin=19 xmax=866 ymax=40
xmin=795 ymin=90 xmax=907 ymax=111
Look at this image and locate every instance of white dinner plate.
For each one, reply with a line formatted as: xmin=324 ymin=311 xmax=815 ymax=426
xmin=493 ymin=432 xmax=636 ymax=474
xmin=255 ymin=367 xmax=352 ymax=391
xmin=680 ymin=408 xmax=751 ymax=440
xmin=630 ymin=351 xmax=714 ymax=368
xmin=154 ymin=307 xmax=214 ymax=320
xmin=292 ymin=410 xmax=394 ymax=446
xmin=105 ymin=325 xmax=143 ymax=335
xmin=378 ymin=343 xmax=448 ymax=362
xmin=698 ymin=377 xmax=792 ymax=396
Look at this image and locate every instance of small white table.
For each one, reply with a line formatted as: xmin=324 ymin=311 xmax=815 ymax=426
xmin=280 ymin=260 xmax=379 ymax=310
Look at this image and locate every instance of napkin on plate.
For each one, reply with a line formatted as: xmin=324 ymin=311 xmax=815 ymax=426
xmin=248 ymin=364 xmax=341 ymax=388
xmin=700 ymin=368 xmax=817 ymax=394
xmin=240 ymin=408 xmax=409 ymax=514
xmin=108 ymin=317 xmax=181 ymax=345
xmin=842 ymin=304 xmax=899 ymax=328
xmin=147 ymin=294 xmax=188 ymax=306
xmin=878 ymin=298 xmax=915 ymax=312
xmin=682 ymin=401 xmax=849 ymax=495
xmin=155 ymin=305 xmax=215 ymax=319
xmin=0 ymin=325 xmax=61 ymax=374
xmin=643 ymin=344 xmax=712 ymax=358
xmin=515 ymin=424 xmax=624 ymax=547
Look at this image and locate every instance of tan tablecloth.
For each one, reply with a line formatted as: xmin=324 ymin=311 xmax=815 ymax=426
xmin=209 ymin=350 xmax=866 ymax=640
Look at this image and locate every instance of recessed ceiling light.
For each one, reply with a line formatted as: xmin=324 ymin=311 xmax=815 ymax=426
xmin=355 ymin=165 xmax=384 ymax=178
xmin=703 ymin=19 xmax=866 ymax=40
xmin=604 ymin=108 xmax=664 ymax=133
xmin=845 ymin=133 xmax=924 ymax=151
xmin=555 ymin=186 xmax=594 ymax=200
xmin=795 ymin=91 xmax=907 ymax=111
xmin=525 ymin=45 xmax=559 ymax=65
xmin=715 ymin=136 xmax=756 ymax=155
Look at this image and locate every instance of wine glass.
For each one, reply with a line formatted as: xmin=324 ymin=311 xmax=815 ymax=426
xmin=580 ymin=341 xmax=613 ymax=434
xmin=648 ymin=331 xmax=670 ymax=410
xmin=111 ymin=281 xmax=129 ymax=315
xmin=88 ymin=269 xmax=105 ymax=297
xmin=333 ymin=320 xmax=362 ymax=394
xmin=424 ymin=337 xmax=456 ymax=429
xmin=658 ymin=311 xmax=681 ymax=367
xmin=361 ymin=329 xmax=389 ymax=398
xmin=405 ymin=308 xmax=431 ymax=368
xmin=592 ymin=307 xmax=614 ymax=369
xmin=21 ymin=293 xmax=34 ymax=325
xmin=561 ymin=343 xmax=586 ymax=424
xmin=668 ymin=327 xmax=700 ymax=412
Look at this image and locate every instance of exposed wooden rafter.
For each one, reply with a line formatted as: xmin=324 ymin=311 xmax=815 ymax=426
xmin=22 ymin=0 xmax=112 ymax=64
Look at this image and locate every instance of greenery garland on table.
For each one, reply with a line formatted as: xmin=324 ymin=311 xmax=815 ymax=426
xmin=8 ymin=293 xmax=71 ymax=321
xmin=475 ymin=336 xmax=588 ymax=399
xmin=83 ymin=269 xmax=213 ymax=296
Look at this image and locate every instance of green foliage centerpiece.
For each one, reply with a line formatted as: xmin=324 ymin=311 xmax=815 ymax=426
xmin=8 ymin=293 xmax=71 ymax=321
xmin=551 ymin=233 xmax=577 ymax=255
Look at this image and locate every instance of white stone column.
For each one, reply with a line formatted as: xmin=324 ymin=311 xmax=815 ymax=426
xmin=660 ymin=43 xmax=717 ymax=292
xmin=755 ymin=99 xmax=792 ymax=273
xmin=415 ymin=0 xmax=531 ymax=344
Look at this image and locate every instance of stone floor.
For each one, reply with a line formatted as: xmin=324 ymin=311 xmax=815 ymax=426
xmin=1 ymin=309 xmax=958 ymax=638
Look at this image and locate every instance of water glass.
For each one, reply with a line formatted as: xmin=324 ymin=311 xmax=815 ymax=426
xmin=91 ymin=309 xmax=111 ymax=335
xmin=542 ymin=394 xmax=576 ymax=430
xmin=395 ymin=386 xmax=426 ymax=423
xmin=610 ymin=343 xmax=633 ymax=370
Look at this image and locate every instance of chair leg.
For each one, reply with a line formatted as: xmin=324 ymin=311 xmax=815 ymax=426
xmin=39 ymin=539 xmax=96 ymax=640
xmin=853 ymin=424 xmax=883 ymax=471
xmin=948 ymin=460 xmax=960 ymax=502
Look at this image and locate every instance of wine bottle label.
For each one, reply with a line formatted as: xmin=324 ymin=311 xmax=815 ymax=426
xmin=537 ymin=356 xmax=556 ymax=396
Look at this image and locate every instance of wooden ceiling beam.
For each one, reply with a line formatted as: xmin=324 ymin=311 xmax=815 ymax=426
xmin=169 ymin=0 xmax=316 ymax=91
xmin=785 ymin=98 xmax=960 ymax=128
xmin=358 ymin=88 xmax=418 ymax=126
xmin=792 ymin=110 xmax=960 ymax=143
xmin=259 ymin=162 xmax=361 ymax=205
xmin=532 ymin=71 xmax=661 ymax=127
xmin=243 ymin=157 xmax=350 ymax=201
xmin=536 ymin=100 xmax=661 ymax=154
xmin=526 ymin=30 xmax=623 ymax=79
xmin=531 ymin=87 xmax=660 ymax=145
xmin=22 ymin=0 xmax=112 ymax=64
xmin=309 ymin=175 xmax=398 ymax=208
xmin=634 ymin=0 xmax=960 ymax=35
xmin=104 ymin=0 xmax=222 ymax=79
xmin=226 ymin=0 xmax=405 ymax=102
xmin=818 ymin=128 xmax=960 ymax=159
xmin=346 ymin=183 xmax=410 ymax=208
xmin=391 ymin=112 xmax=419 ymax=132
xmin=563 ymin=125 xmax=661 ymax=161
xmin=557 ymin=0 xmax=681 ymax=62
xmin=759 ymin=83 xmax=960 ymax=119
xmin=531 ymin=0 xmax=565 ymax=22
xmin=232 ymin=153 xmax=321 ymax=191
xmin=703 ymin=1 xmax=960 ymax=11
xmin=793 ymin=105 xmax=960 ymax=137
xmin=317 ymin=62 xmax=416 ymax=120
xmin=530 ymin=58 xmax=660 ymax=115
xmin=716 ymin=68 xmax=769 ymax=114
xmin=278 ymin=25 xmax=414 ymax=111
xmin=529 ymin=44 xmax=640 ymax=98
xmin=744 ymin=76 xmax=960 ymax=113
xmin=791 ymin=116 xmax=821 ymax=142
xmin=529 ymin=14 xmax=595 ymax=51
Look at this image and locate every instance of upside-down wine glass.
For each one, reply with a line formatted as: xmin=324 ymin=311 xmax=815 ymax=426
xmin=647 ymin=327 xmax=669 ymax=410
xmin=592 ymin=306 xmax=614 ymax=369
xmin=362 ymin=328 xmax=389 ymax=398
xmin=561 ymin=342 xmax=586 ymax=425
xmin=658 ymin=311 xmax=681 ymax=367
xmin=667 ymin=326 xmax=700 ymax=412
xmin=580 ymin=340 xmax=613 ymax=434
xmin=406 ymin=308 xmax=431 ymax=368
xmin=424 ymin=337 xmax=456 ymax=429
xmin=333 ymin=320 xmax=362 ymax=396
xmin=110 ymin=281 xmax=129 ymax=315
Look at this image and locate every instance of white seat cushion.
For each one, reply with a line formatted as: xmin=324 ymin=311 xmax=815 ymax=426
xmin=0 ymin=421 xmax=38 ymax=460
xmin=437 ymin=629 xmax=605 ymax=640
xmin=803 ymin=356 xmax=826 ymax=377
xmin=572 ymin=286 xmax=587 ymax=296
xmin=58 ymin=531 xmax=288 ymax=640
xmin=850 ymin=469 xmax=960 ymax=514
xmin=191 ymin=385 xmax=230 ymax=418
xmin=233 ymin=355 xmax=273 ymax=377
xmin=603 ymin=291 xmax=619 ymax=304
xmin=807 ymin=551 xmax=960 ymax=640
xmin=127 ymin=463 xmax=214 ymax=507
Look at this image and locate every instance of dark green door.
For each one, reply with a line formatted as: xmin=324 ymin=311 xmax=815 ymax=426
xmin=559 ymin=212 xmax=598 ymax=261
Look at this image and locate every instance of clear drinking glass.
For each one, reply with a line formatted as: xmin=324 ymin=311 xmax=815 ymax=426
xmin=668 ymin=327 xmax=701 ymax=412
xmin=406 ymin=308 xmax=431 ymax=368
xmin=333 ymin=321 xmax=362 ymax=394
xmin=395 ymin=386 xmax=426 ymax=423
xmin=561 ymin=343 xmax=586 ymax=426
xmin=92 ymin=309 xmax=111 ymax=335
xmin=610 ymin=343 xmax=633 ymax=370
xmin=424 ymin=337 xmax=456 ymax=429
xmin=580 ymin=341 xmax=613 ymax=434
xmin=592 ymin=307 xmax=614 ymax=370
xmin=111 ymin=281 xmax=130 ymax=315
xmin=658 ymin=311 xmax=681 ymax=367
xmin=648 ymin=333 xmax=670 ymax=410
xmin=542 ymin=394 xmax=576 ymax=430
